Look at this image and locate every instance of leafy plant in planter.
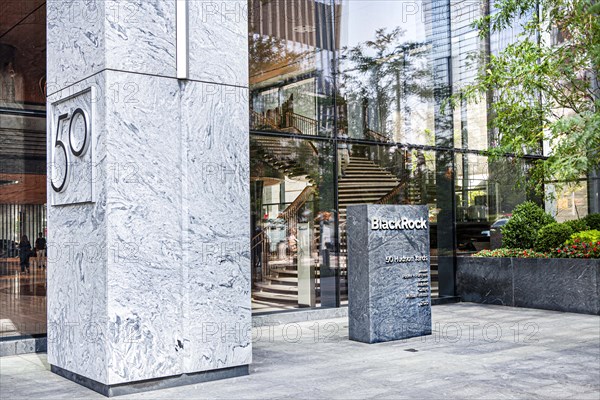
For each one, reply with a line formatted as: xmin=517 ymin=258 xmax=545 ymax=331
xmin=562 ymin=219 xmax=590 ymax=233
xmin=473 ymin=248 xmax=549 ymax=258
xmin=552 ymin=238 xmax=600 ymax=259
xmin=566 ymin=230 xmax=600 ymax=245
xmin=584 ymin=214 xmax=600 ymax=231
xmin=534 ymin=223 xmax=574 ymax=252
xmin=501 ymin=201 xmax=555 ymax=250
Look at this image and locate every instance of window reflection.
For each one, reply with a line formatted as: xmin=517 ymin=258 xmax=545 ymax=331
xmin=335 ymin=144 xmax=449 ymax=300
xmin=454 ymin=154 xmax=533 ymax=253
xmin=249 ymin=0 xmax=338 ymax=137
xmin=250 ymin=135 xmax=337 ymax=311
xmin=338 ymin=1 xmax=434 ymax=144
xmin=1 ymin=0 xmax=47 ymax=338
xmin=247 ymin=0 xmax=588 ymax=309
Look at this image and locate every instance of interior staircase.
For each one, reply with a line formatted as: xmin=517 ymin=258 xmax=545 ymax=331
xmin=338 ymin=156 xmax=400 ymax=222
xmin=253 ymin=267 xmax=304 ymax=307
xmin=251 ymin=136 xmax=317 ymax=182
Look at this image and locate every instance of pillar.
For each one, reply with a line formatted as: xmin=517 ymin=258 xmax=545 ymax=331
xmin=46 ymin=0 xmax=250 ymax=396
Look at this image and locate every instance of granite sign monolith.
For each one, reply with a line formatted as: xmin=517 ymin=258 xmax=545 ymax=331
xmin=347 ymin=204 xmax=432 ymax=343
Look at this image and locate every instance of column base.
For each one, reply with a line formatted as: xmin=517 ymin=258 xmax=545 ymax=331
xmin=51 ymin=364 xmax=249 ymax=397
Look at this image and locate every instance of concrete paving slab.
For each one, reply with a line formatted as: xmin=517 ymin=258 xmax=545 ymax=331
xmin=0 ymin=303 xmax=598 ymax=399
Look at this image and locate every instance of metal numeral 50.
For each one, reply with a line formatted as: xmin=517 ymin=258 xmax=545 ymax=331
xmin=51 ymin=108 xmax=90 ymax=193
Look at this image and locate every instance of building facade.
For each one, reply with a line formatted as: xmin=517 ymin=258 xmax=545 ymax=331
xmin=1 ymin=0 xmax=597 ymax=393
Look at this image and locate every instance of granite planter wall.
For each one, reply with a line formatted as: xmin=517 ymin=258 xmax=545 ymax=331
xmin=457 ymin=257 xmax=600 ymax=315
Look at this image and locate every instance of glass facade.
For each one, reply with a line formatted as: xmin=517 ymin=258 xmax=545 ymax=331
xmin=0 ymin=0 xmax=47 ymax=337
xmin=248 ymin=0 xmax=550 ymax=312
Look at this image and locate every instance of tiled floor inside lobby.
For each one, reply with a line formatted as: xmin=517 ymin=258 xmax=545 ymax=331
xmin=1 ymin=303 xmax=599 ymax=399
xmin=0 ymin=260 xmax=46 ymax=337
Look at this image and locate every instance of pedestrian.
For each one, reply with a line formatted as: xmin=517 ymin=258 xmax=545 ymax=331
xmin=35 ymin=232 xmax=46 ymax=269
xmin=18 ymin=235 xmax=32 ymax=274
xmin=287 ymin=227 xmax=298 ymax=262
xmin=337 ymin=129 xmax=351 ymax=178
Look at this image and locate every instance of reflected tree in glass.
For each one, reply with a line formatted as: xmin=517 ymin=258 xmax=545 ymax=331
xmin=339 ymin=27 xmax=432 ymax=143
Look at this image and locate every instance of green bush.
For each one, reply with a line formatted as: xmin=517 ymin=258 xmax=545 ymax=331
xmin=561 ymin=218 xmax=590 ymax=233
xmin=566 ymin=230 xmax=600 ymax=245
xmin=584 ymin=213 xmax=600 ymax=230
xmin=534 ymin=223 xmax=574 ymax=252
xmin=501 ymin=201 xmax=555 ymax=249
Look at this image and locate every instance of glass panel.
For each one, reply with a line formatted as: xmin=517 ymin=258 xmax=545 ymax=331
xmin=337 ymin=0 xmax=436 ymax=146
xmin=449 ymin=1 xmax=489 ymax=151
xmin=454 ymin=154 xmax=531 ymax=253
xmin=250 ymin=135 xmax=337 ymax=312
xmin=336 ymin=144 xmax=454 ymax=300
xmin=0 ymin=0 xmax=47 ymax=337
xmin=249 ymin=0 xmax=337 ymax=137
xmin=546 ymin=182 xmax=589 ymax=222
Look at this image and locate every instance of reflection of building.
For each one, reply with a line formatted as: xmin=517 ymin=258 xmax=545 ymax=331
xmin=249 ymin=0 xmax=339 ymax=137
xmin=1 ymin=2 xmax=48 ymax=339
xmin=248 ymin=0 xmax=598 ymax=313
xmin=0 ymin=0 xmax=598 ymax=394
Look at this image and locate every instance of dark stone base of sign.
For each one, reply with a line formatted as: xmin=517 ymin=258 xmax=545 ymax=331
xmin=347 ymin=204 xmax=432 ymax=344
xmin=457 ymin=257 xmax=600 ymax=315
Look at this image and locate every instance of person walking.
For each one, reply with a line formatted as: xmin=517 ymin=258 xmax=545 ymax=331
xmin=287 ymin=227 xmax=298 ymax=263
xmin=18 ymin=235 xmax=32 ymax=274
xmin=35 ymin=232 xmax=46 ymax=269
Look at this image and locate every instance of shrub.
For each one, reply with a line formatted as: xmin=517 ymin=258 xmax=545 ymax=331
xmin=566 ymin=230 xmax=600 ymax=245
xmin=534 ymin=223 xmax=574 ymax=252
xmin=561 ymin=218 xmax=590 ymax=233
xmin=551 ymin=238 xmax=600 ymax=259
xmin=584 ymin=213 xmax=600 ymax=230
xmin=473 ymin=248 xmax=549 ymax=258
xmin=501 ymin=201 xmax=555 ymax=250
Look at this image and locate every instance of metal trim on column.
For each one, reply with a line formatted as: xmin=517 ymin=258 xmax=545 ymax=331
xmin=176 ymin=0 xmax=189 ymax=80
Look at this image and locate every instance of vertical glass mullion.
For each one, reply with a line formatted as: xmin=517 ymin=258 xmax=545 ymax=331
xmin=330 ymin=0 xmax=341 ymax=308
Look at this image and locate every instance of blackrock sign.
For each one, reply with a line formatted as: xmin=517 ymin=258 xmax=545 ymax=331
xmin=370 ymin=217 xmax=428 ymax=231
xmin=347 ymin=204 xmax=432 ymax=343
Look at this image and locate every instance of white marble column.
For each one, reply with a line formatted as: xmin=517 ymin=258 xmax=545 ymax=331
xmin=46 ymin=1 xmax=250 ymax=395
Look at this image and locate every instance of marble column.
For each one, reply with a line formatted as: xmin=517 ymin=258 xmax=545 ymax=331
xmin=46 ymin=1 xmax=250 ymax=395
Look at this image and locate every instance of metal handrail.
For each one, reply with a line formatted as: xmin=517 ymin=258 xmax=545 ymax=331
xmin=280 ymin=186 xmax=315 ymax=221
xmin=285 ymin=112 xmax=318 ymax=136
xmin=376 ymin=182 xmax=406 ymax=205
xmin=365 ymin=129 xmax=389 ymax=142
xmin=251 ymin=229 xmax=269 ymax=282
xmin=251 ymin=110 xmax=279 ymax=131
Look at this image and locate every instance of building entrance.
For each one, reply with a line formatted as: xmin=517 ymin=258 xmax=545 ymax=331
xmin=249 ymin=137 xmax=446 ymax=312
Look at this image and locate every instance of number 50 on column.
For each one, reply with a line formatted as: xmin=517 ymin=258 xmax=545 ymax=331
xmin=49 ymin=87 xmax=95 ymax=205
xmin=51 ymin=108 xmax=90 ymax=193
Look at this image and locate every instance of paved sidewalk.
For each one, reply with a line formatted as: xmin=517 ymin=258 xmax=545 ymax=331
xmin=1 ymin=303 xmax=599 ymax=399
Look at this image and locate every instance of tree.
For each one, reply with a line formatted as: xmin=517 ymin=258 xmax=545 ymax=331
xmin=453 ymin=0 xmax=600 ymax=193
xmin=249 ymin=34 xmax=309 ymax=84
